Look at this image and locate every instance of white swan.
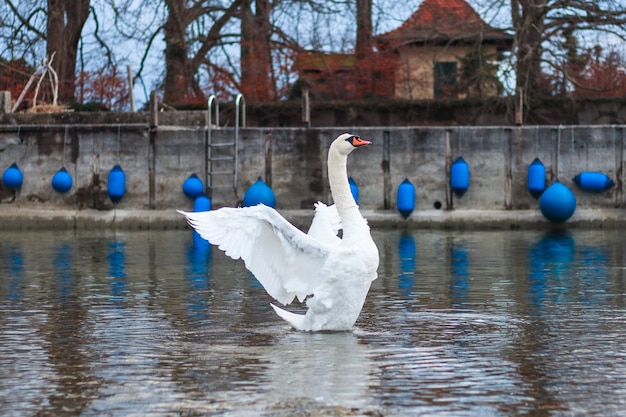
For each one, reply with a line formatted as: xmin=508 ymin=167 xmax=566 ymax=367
xmin=178 ymin=133 xmax=379 ymax=331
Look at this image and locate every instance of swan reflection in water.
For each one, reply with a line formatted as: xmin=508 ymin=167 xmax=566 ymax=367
xmin=254 ymin=331 xmax=374 ymax=407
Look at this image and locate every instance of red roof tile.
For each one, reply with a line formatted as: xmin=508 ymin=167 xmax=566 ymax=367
xmin=377 ymin=0 xmax=512 ymax=49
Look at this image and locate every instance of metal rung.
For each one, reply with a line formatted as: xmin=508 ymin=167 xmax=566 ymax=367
xmin=210 ymin=184 xmax=236 ymax=189
xmin=210 ymin=170 xmax=235 ymax=175
xmin=209 ymin=142 xmax=235 ymax=147
xmin=210 ymin=156 xmax=235 ymax=161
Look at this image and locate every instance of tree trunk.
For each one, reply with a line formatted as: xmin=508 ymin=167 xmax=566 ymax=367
xmin=240 ymin=0 xmax=273 ymax=103
xmin=512 ymin=0 xmax=547 ymax=106
xmin=163 ymin=0 xmax=204 ymax=106
xmin=46 ymin=0 xmax=90 ymax=104
xmin=355 ymin=0 xmax=373 ymax=98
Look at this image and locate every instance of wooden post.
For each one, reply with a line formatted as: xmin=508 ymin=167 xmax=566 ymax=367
xmin=515 ymin=88 xmax=523 ymax=126
xmin=0 ymin=91 xmax=11 ymax=113
xmin=148 ymin=91 xmax=158 ymax=209
xmin=127 ymin=65 xmax=135 ymax=112
xmin=445 ymin=129 xmax=453 ymax=210
xmin=302 ymin=88 xmax=310 ymax=127
xmin=504 ymin=128 xmax=513 ymax=210
xmin=382 ymin=130 xmax=391 ymax=209
xmin=264 ymin=130 xmax=272 ymax=188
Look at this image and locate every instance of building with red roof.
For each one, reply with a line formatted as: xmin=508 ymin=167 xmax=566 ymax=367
xmin=294 ymin=0 xmax=512 ymax=100
xmin=376 ymin=0 xmax=513 ymax=100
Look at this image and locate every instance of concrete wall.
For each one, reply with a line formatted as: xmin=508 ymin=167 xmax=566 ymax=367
xmin=0 ymin=125 xmax=624 ymax=212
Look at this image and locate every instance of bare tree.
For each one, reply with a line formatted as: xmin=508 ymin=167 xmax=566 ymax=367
xmin=162 ymin=0 xmax=243 ymax=106
xmin=512 ymin=0 xmax=626 ymax=107
xmin=2 ymin=0 xmax=91 ymax=105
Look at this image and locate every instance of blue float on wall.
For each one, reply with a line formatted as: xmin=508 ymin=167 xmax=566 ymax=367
xmin=193 ymin=194 xmax=211 ymax=212
xmin=2 ymin=163 xmax=23 ymax=189
xmin=243 ymin=177 xmax=276 ymax=208
xmin=51 ymin=167 xmax=73 ymax=193
xmin=450 ymin=156 xmax=470 ymax=197
xmin=527 ymin=157 xmax=546 ymax=199
xmin=348 ymin=177 xmax=359 ymax=204
xmin=183 ymin=174 xmax=204 ymax=199
xmin=573 ymin=172 xmax=614 ymax=192
xmin=108 ymin=164 xmax=126 ymax=203
xmin=539 ymin=182 xmax=576 ymax=223
xmin=397 ymin=178 xmax=415 ymax=219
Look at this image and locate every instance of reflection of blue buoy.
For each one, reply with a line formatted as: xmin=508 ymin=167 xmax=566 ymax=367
xmin=183 ymin=174 xmax=204 ymax=199
xmin=398 ymin=233 xmax=415 ymax=293
xmin=451 ymin=241 xmax=469 ymax=308
xmin=108 ymin=240 xmax=126 ymax=302
xmin=194 ymin=194 xmax=211 ymax=212
xmin=348 ymin=177 xmax=359 ymax=204
xmin=51 ymin=167 xmax=73 ymax=193
xmin=450 ymin=157 xmax=469 ymax=197
xmin=2 ymin=163 xmax=23 ymax=189
xmin=397 ymin=179 xmax=415 ymax=219
xmin=243 ymin=177 xmax=276 ymax=208
xmin=527 ymin=158 xmax=545 ymax=199
xmin=3 ymin=246 xmax=24 ymax=300
xmin=53 ymin=243 xmax=73 ymax=302
xmin=528 ymin=231 xmax=575 ymax=308
xmin=192 ymin=229 xmax=211 ymax=253
xmin=107 ymin=165 xmax=126 ymax=203
xmin=573 ymin=172 xmax=614 ymax=192
xmin=185 ymin=237 xmax=211 ymax=322
xmin=539 ymin=182 xmax=576 ymax=223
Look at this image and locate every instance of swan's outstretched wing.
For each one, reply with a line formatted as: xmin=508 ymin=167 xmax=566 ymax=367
xmin=307 ymin=202 xmax=341 ymax=245
xmin=178 ymin=205 xmax=332 ymax=305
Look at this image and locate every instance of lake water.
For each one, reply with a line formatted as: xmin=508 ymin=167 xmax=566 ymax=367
xmin=1 ymin=228 xmax=625 ymax=416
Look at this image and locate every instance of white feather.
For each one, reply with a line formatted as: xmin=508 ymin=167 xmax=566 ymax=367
xmin=178 ymin=133 xmax=379 ymax=331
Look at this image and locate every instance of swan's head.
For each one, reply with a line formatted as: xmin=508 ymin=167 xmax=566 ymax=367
xmin=331 ymin=133 xmax=371 ymax=156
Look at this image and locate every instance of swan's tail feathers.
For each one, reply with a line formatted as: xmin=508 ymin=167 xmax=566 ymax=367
xmin=270 ymin=304 xmax=308 ymax=331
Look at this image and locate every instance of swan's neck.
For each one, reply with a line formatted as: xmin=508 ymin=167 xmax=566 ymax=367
xmin=328 ymin=148 xmax=356 ymax=211
xmin=328 ymin=147 xmax=366 ymax=237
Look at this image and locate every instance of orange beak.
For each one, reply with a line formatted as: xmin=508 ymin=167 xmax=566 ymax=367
xmin=352 ymin=137 xmax=371 ymax=147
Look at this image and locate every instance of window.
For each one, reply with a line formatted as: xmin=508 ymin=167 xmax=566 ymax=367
xmin=434 ymin=62 xmax=457 ymax=99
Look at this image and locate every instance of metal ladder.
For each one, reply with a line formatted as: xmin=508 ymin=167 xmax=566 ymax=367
xmin=206 ymin=94 xmax=245 ymax=198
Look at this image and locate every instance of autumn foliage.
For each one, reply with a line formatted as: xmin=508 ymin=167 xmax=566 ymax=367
xmin=571 ymin=49 xmax=626 ymax=98
xmin=75 ymin=67 xmax=129 ymax=111
xmin=0 ymin=59 xmax=36 ymax=105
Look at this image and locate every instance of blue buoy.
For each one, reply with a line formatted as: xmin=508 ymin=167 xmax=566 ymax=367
xmin=51 ymin=167 xmax=73 ymax=193
xmin=450 ymin=156 xmax=470 ymax=197
xmin=573 ymin=172 xmax=614 ymax=192
xmin=193 ymin=194 xmax=211 ymax=212
xmin=348 ymin=177 xmax=359 ymax=204
xmin=243 ymin=177 xmax=276 ymax=208
xmin=539 ymin=182 xmax=576 ymax=223
xmin=107 ymin=164 xmax=126 ymax=203
xmin=397 ymin=178 xmax=415 ymax=219
xmin=183 ymin=173 xmax=204 ymax=199
xmin=527 ymin=157 xmax=546 ymax=199
xmin=2 ymin=163 xmax=23 ymax=189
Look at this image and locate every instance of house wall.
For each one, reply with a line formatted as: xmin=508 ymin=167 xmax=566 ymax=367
xmin=394 ymin=44 xmax=501 ymax=100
